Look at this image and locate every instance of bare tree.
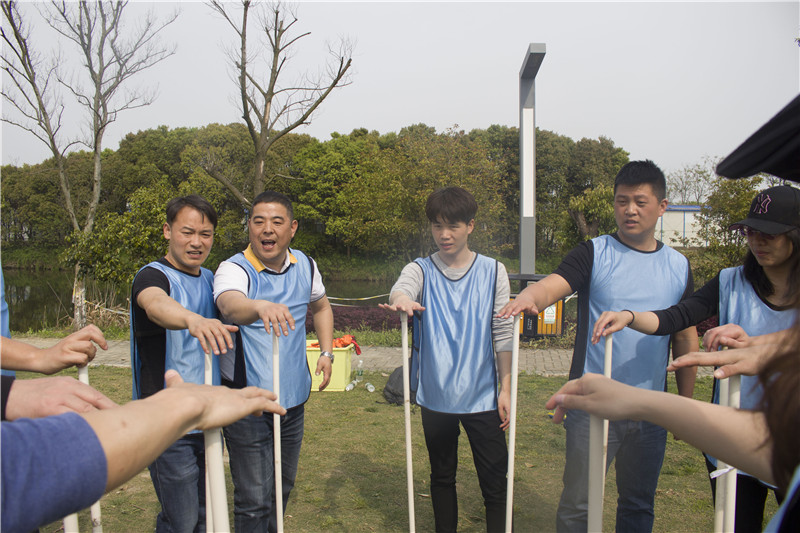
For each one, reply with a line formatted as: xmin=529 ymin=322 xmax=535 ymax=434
xmin=204 ymin=0 xmax=353 ymax=206
xmin=666 ymin=157 xmax=717 ymax=205
xmin=1 ymin=0 xmax=176 ymax=327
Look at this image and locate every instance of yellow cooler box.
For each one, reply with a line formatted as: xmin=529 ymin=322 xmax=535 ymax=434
xmin=306 ymin=340 xmax=354 ymax=392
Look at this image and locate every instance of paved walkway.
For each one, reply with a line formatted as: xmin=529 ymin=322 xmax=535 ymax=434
xmin=16 ymin=337 xmax=710 ymax=377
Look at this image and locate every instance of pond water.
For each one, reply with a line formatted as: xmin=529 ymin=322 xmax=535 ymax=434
xmin=2 ymin=268 xmax=395 ymax=332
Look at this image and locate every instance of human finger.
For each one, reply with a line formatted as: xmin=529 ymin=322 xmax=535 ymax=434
xmin=74 ymin=325 xmax=109 ymax=350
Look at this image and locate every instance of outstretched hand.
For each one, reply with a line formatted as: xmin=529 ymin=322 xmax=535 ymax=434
xmin=702 ymin=324 xmax=750 ymax=352
xmin=667 ymin=344 xmax=776 ymax=379
xmin=186 ymin=316 xmax=238 ymax=355
xmin=36 ymin=325 xmax=108 ymax=374
xmin=5 ymin=376 xmax=117 ymax=420
xmin=591 ymin=311 xmax=631 ymax=344
xmin=495 ymin=294 xmax=532 ymax=320
xmin=163 ymin=370 xmax=286 ymax=430
xmin=379 ymin=299 xmax=425 ymax=317
xmin=256 ymin=301 xmax=296 ymax=337
xmin=545 ymin=374 xmax=644 ymax=425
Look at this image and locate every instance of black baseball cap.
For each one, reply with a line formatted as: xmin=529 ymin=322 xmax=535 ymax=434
xmin=729 ymin=185 xmax=800 ymax=235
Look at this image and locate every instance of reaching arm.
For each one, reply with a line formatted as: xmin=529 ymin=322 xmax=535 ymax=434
xmin=309 ymin=296 xmax=334 ymax=391
xmin=496 ymin=273 xmax=572 ymax=319
xmin=83 ymin=370 xmax=285 ymax=491
xmin=379 ymin=291 xmax=426 ymax=316
xmin=668 ymin=342 xmax=787 ymax=379
xmin=1 ymin=326 xmax=108 ymax=374
xmin=671 ymin=326 xmax=700 ymax=398
xmin=137 ymin=287 xmax=237 ymax=355
xmin=546 ymin=374 xmax=773 ymax=483
xmin=216 ymin=290 xmax=296 ymax=336
xmin=592 ymin=310 xmax=660 ymax=343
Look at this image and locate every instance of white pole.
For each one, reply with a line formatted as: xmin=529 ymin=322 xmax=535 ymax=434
xmin=504 ymin=317 xmax=521 ymax=532
xmin=64 ymin=366 xmax=103 ymax=532
xmin=273 ymin=331 xmax=284 ymax=533
xmin=63 ymin=513 xmax=79 ymax=533
xmin=587 ymin=334 xmax=612 ymax=533
xmin=205 ymin=351 xmax=214 ymax=533
xmin=204 ymin=351 xmax=230 ymax=532
xmin=714 ymin=377 xmax=730 ymax=533
xmin=401 ymin=314 xmax=416 ymax=533
xmin=723 ymin=375 xmax=740 ymax=533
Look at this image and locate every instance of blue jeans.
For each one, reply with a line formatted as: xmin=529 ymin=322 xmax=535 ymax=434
xmin=148 ymin=433 xmax=206 ymax=533
xmin=556 ymin=409 xmax=667 ymax=533
xmin=223 ymin=404 xmax=305 ymax=533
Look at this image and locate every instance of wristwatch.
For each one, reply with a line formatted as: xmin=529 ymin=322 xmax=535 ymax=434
xmin=320 ymin=350 xmax=334 ymax=364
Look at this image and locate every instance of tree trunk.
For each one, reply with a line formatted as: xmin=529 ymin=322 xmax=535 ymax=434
xmin=72 ymin=264 xmax=87 ymax=330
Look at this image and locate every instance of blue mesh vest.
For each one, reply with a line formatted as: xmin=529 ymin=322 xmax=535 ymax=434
xmin=130 ymin=262 xmax=218 ymax=400
xmin=706 ymin=266 xmax=795 ymax=476
xmin=578 ymin=235 xmax=690 ymax=391
xmin=411 ymin=254 xmax=498 ymax=414
xmin=227 ymin=248 xmax=312 ymax=409
xmin=1 ymin=268 xmax=13 ymax=377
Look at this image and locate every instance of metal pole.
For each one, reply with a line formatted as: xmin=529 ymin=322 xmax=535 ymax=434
xmin=519 ymin=43 xmax=546 ymax=277
xmin=204 ymin=351 xmax=230 ymax=532
xmin=587 ymin=335 xmax=612 ymax=532
xmin=504 ymin=317 xmax=521 ymax=532
xmin=273 ymin=331 xmax=284 ymax=533
xmin=401 ymin=314 xmax=416 ymax=533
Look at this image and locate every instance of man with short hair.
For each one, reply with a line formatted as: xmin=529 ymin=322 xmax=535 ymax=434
xmin=381 ymin=186 xmax=513 ymax=533
xmin=499 ymin=160 xmax=699 ymax=532
xmin=214 ymin=190 xmax=334 ymax=532
xmin=130 ymin=194 xmax=237 ymax=533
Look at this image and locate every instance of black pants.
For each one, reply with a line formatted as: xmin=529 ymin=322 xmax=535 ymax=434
xmin=706 ymin=456 xmax=783 ymax=532
xmin=421 ymin=407 xmax=509 ymax=533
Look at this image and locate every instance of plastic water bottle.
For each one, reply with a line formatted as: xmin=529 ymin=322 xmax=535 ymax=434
xmin=345 ymin=380 xmax=357 ymax=392
xmin=365 ymin=382 xmax=375 ymax=393
xmin=356 ymin=359 xmax=364 ymax=382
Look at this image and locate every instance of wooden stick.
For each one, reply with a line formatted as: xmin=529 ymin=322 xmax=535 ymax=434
xmin=401 ymin=314 xmax=416 ymax=533
xmin=204 ymin=351 xmax=230 ymax=532
xmin=587 ymin=334 xmax=613 ymax=533
xmin=504 ymin=317 xmax=521 ymax=532
xmin=273 ymin=331 xmax=284 ymax=533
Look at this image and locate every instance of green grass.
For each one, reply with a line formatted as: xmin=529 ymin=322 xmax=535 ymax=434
xmin=23 ymin=367 xmax=777 ymax=532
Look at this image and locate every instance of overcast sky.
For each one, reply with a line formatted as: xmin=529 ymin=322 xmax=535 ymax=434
xmin=2 ymin=1 xmax=798 ymax=177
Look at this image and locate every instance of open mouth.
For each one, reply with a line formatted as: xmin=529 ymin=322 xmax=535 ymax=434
xmin=261 ymin=239 xmax=277 ymax=249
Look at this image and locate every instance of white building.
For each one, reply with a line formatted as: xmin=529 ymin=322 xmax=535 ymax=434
xmin=657 ymin=205 xmax=705 ymax=247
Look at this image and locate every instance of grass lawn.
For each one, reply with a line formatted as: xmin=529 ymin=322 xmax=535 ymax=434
xmin=29 ymin=367 xmax=777 ymax=532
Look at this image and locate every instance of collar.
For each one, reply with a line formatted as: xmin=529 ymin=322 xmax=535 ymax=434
xmin=243 ymin=244 xmax=297 ymax=273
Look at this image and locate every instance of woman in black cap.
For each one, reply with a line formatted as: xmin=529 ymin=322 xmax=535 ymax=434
xmin=591 ymin=184 xmax=800 ymax=532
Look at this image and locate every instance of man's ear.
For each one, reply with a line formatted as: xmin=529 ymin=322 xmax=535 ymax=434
xmin=163 ymin=223 xmax=171 ymax=240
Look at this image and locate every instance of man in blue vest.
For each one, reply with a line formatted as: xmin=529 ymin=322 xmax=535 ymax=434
xmin=381 ymin=186 xmax=514 ymax=533
xmin=499 ymin=160 xmax=699 ymax=532
xmin=214 ymin=190 xmax=334 ymax=532
xmin=130 ymin=194 xmax=237 ymax=533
